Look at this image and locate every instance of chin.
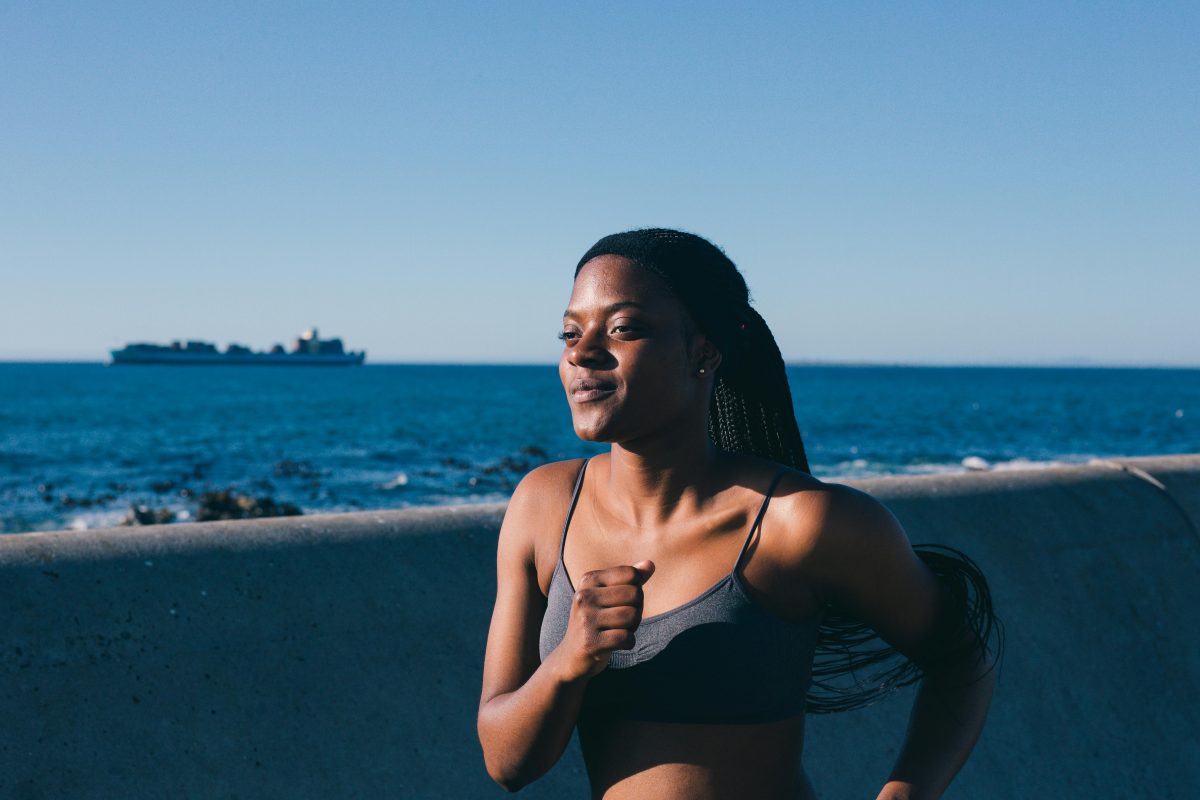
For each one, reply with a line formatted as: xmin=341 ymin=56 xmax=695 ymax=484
xmin=571 ymin=419 xmax=612 ymax=443
xmin=569 ymin=408 xmax=620 ymax=443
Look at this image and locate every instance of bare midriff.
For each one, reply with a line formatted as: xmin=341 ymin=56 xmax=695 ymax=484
xmin=577 ymin=715 xmax=814 ymax=800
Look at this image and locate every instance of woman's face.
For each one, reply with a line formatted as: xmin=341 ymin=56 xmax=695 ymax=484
xmin=559 ymin=255 xmax=712 ymax=443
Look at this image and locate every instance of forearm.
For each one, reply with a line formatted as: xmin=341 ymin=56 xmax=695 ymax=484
xmin=477 ymin=648 xmax=588 ymax=791
xmin=877 ymin=653 xmax=996 ymax=800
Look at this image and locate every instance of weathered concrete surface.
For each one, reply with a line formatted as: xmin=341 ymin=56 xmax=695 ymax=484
xmin=3 ymin=455 xmax=1199 ymax=799
xmin=804 ymin=454 xmax=1200 ymax=799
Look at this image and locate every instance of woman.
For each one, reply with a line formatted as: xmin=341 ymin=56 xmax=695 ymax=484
xmin=478 ymin=229 xmax=999 ymax=799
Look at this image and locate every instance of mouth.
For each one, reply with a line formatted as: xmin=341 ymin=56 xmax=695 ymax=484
xmin=570 ymin=376 xmax=617 ymax=403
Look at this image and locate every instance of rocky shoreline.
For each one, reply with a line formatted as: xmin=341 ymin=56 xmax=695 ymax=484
xmin=17 ymin=445 xmax=554 ymax=533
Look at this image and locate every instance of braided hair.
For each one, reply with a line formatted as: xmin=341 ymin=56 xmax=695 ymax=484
xmin=575 ymin=228 xmax=1002 ymax=714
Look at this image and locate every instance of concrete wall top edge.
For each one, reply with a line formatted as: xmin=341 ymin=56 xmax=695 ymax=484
xmin=834 ymin=458 xmax=1147 ymax=500
xmin=0 ymin=502 xmax=509 ymax=565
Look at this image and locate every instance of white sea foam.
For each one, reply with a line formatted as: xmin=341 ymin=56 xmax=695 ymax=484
xmin=66 ymin=509 xmax=128 ymax=531
xmin=990 ymin=457 xmax=1083 ymax=471
xmin=824 ymin=455 xmax=1098 ymax=480
xmin=381 ymin=472 xmax=409 ymax=490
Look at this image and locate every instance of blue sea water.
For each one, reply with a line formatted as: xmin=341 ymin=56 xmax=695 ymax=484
xmin=1 ymin=363 xmax=1196 ymax=533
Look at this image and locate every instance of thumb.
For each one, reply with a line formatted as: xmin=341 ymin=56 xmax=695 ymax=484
xmin=630 ymin=560 xmax=655 ymax=585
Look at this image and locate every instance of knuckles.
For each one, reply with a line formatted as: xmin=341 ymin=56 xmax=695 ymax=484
xmin=612 ymin=585 xmax=642 ymax=606
xmin=571 ymin=589 xmax=591 ymax=608
xmin=570 ymin=585 xmax=642 ymax=610
xmin=579 ymin=566 xmax=637 ymax=588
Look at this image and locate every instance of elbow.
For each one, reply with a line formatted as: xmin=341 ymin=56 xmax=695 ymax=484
xmin=478 ymin=715 xmax=535 ymax=792
xmin=482 ymin=753 xmax=534 ymax=793
xmin=491 ymin=772 xmax=528 ymax=794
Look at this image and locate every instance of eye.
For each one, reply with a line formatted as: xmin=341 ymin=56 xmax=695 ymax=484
xmin=557 ymin=330 xmax=580 ymax=343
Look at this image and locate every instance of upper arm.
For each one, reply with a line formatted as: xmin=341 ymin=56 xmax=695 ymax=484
xmin=799 ymin=484 xmax=940 ymax=656
xmin=478 ymin=460 xmax=580 ymax=708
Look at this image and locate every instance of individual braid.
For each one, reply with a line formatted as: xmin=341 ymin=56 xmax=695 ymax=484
xmin=575 ymin=228 xmax=1002 ymax=714
xmin=709 ymin=305 xmax=810 ymax=472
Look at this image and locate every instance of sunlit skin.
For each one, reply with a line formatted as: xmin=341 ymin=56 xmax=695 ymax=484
xmin=477 ymin=255 xmax=995 ymax=799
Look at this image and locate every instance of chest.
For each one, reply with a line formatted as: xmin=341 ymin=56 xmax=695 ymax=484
xmin=537 ymin=556 xmax=818 ymax=724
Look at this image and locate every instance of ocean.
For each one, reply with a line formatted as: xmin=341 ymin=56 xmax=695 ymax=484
xmin=1 ymin=363 xmax=1196 ymax=534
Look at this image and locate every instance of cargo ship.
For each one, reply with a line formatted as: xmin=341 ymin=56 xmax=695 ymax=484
xmin=110 ymin=329 xmax=366 ymax=366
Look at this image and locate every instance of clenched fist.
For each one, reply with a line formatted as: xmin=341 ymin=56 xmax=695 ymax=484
xmin=556 ymin=560 xmax=655 ymax=681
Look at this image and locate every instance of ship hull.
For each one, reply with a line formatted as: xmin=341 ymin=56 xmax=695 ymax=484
xmin=110 ymin=350 xmax=365 ymax=366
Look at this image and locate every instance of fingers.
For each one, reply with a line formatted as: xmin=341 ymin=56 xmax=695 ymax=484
xmin=577 ymin=560 xmax=656 ymax=589
xmin=595 ymin=628 xmax=636 ymax=652
xmin=593 ymin=604 xmax=641 ymax=630
xmin=575 ymin=583 xmax=640 ymax=607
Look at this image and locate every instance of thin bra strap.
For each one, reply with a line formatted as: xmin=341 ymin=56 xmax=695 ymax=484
xmin=558 ymin=456 xmax=592 ymax=560
xmin=733 ymin=466 xmax=790 ymax=572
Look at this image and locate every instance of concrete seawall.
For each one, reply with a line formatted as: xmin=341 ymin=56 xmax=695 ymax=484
xmin=3 ymin=455 xmax=1198 ymax=799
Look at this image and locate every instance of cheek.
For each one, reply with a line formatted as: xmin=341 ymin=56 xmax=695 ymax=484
xmin=627 ymin=342 xmax=688 ymax=385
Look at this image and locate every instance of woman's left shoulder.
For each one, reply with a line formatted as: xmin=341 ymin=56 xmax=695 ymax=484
xmin=765 ymin=468 xmax=911 ymax=572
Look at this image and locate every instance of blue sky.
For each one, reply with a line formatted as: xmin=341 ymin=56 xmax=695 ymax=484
xmin=1 ymin=2 xmax=1196 ymax=365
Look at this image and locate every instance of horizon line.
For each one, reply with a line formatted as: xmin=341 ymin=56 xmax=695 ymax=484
xmin=1 ymin=358 xmax=1198 ymax=370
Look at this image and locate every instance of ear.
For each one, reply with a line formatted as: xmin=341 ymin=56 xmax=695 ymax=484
xmin=694 ymin=336 xmax=723 ymax=376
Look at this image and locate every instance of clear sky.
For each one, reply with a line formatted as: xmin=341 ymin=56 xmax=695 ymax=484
xmin=1 ymin=1 xmax=1196 ymax=365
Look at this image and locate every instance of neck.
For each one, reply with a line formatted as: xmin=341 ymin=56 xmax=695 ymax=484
xmin=602 ymin=419 xmax=726 ymax=528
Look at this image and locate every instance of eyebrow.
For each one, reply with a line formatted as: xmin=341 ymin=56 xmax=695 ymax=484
xmin=563 ymin=301 xmax=649 ymax=319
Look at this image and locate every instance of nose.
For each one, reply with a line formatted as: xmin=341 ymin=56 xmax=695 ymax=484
xmin=569 ymin=326 xmax=615 ymax=370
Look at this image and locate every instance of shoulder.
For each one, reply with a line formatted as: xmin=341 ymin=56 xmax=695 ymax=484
xmin=769 ymin=472 xmax=940 ymax=650
xmin=765 ymin=470 xmax=915 ymax=589
xmin=499 ymin=457 xmax=590 ymax=591
xmin=506 ymin=457 xmax=590 ymax=520
xmin=774 ymin=473 xmax=902 ymax=542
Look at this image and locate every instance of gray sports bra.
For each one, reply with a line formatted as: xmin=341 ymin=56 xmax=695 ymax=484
xmin=538 ymin=457 xmax=818 ymax=724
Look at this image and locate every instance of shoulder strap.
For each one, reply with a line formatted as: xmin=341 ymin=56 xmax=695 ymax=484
xmin=558 ymin=457 xmax=592 ymax=560
xmin=733 ymin=466 xmax=790 ymax=572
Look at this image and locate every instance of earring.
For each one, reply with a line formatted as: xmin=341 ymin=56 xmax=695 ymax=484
xmin=698 ymin=368 xmax=707 ymax=375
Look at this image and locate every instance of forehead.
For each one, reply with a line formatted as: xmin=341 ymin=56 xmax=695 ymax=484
xmin=567 ymin=255 xmax=678 ymax=314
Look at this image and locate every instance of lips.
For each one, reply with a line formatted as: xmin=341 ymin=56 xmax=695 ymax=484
xmin=571 ymin=376 xmax=617 ymax=402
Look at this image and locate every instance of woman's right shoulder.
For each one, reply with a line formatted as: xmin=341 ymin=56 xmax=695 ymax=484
xmin=508 ymin=457 xmax=590 ymax=516
xmin=498 ymin=458 xmax=591 ymax=585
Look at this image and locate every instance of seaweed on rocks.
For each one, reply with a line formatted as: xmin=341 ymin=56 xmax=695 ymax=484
xmin=122 ymin=505 xmax=177 ymax=526
xmin=196 ymin=489 xmax=303 ymax=522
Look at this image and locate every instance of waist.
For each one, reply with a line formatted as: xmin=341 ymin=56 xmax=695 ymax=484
xmin=579 ymin=714 xmax=812 ymax=800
